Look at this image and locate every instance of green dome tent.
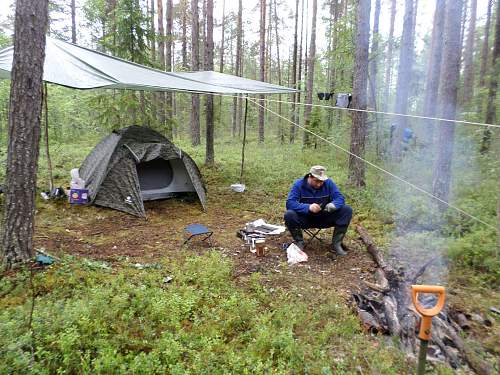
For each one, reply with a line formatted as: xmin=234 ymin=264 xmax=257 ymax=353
xmin=79 ymin=126 xmax=206 ymax=217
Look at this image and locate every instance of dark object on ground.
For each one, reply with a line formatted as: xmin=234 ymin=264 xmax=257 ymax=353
xmin=79 ymin=126 xmax=207 ymax=217
xmin=35 ymin=254 xmax=54 ymax=265
xmin=0 ymin=184 xmax=3 ymax=194
xmin=317 ymin=92 xmax=334 ymax=100
xmin=183 ymin=224 xmax=213 ymax=245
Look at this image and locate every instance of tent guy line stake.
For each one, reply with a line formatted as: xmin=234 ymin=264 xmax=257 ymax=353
xmin=248 ymin=97 xmax=496 ymax=231
xmin=213 ymin=93 xmax=500 ymax=129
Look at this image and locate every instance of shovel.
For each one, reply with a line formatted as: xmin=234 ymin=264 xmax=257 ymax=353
xmin=411 ymin=285 xmax=446 ymax=375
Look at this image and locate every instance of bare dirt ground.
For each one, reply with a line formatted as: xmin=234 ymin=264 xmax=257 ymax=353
xmin=34 ymin=198 xmax=377 ymax=301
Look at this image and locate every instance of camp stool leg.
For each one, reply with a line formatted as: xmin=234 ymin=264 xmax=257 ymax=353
xmin=303 ymin=228 xmax=324 ymax=249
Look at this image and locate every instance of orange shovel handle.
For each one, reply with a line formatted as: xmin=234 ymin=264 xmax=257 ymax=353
xmin=411 ymin=285 xmax=446 ymax=341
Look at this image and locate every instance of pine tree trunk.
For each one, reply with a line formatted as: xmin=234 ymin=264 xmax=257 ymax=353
xmin=348 ymin=0 xmax=371 ymax=187
xmin=368 ymin=0 xmax=380 ymax=110
xmin=150 ymin=0 xmax=155 ymax=61
xmin=459 ymin=0 xmax=468 ymax=65
xmin=231 ymin=0 xmax=242 ymax=138
xmin=181 ymin=0 xmax=188 ymax=69
xmin=382 ymin=0 xmax=396 ymax=113
xmin=391 ymin=0 xmax=416 ymax=156
xmin=273 ymin=0 xmax=283 ymax=143
xmin=462 ymin=0 xmax=477 ymax=104
xmin=165 ymin=0 xmax=173 ymax=138
xmin=219 ymin=0 xmax=225 ymax=73
xmin=479 ymin=0 xmax=493 ymax=87
xmin=71 ymin=0 xmax=76 ymax=44
xmin=258 ymin=0 xmax=266 ymax=143
xmin=303 ymin=0 xmax=317 ymax=147
xmin=289 ymin=0 xmax=300 ymax=143
xmin=2 ymin=0 xmax=49 ymax=269
xmin=480 ymin=0 xmax=499 ymax=154
xmin=326 ymin=0 xmax=338 ymax=130
xmin=432 ymin=0 xmax=464 ymax=204
xmin=294 ymin=0 xmax=306 ymax=141
xmin=156 ymin=0 xmax=166 ymax=134
xmin=205 ymin=0 xmax=214 ymax=165
xmin=191 ymin=0 xmax=201 ymax=146
xmin=422 ymin=0 xmax=445 ymax=145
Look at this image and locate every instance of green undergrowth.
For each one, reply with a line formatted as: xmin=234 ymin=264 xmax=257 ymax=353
xmin=0 ymin=252 xmax=410 ymax=374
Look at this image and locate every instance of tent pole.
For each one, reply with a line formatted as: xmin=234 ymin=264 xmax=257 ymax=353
xmin=239 ymin=95 xmax=249 ymax=183
xmin=43 ymin=83 xmax=54 ymax=193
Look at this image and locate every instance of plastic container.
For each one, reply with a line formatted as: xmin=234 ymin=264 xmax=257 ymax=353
xmin=230 ymin=183 xmax=246 ymax=193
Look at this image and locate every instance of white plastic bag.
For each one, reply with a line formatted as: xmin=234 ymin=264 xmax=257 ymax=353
xmin=286 ymin=243 xmax=308 ymax=265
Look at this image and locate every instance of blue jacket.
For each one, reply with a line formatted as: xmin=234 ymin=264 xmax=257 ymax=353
xmin=286 ymin=176 xmax=345 ymax=215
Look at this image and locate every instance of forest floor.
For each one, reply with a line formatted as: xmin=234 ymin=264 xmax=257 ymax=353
xmin=34 ymin=197 xmax=376 ymax=302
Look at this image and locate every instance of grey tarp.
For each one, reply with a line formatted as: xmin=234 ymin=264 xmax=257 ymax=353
xmin=79 ymin=126 xmax=206 ymax=217
xmin=0 ymin=36 xmax=296 ymax=94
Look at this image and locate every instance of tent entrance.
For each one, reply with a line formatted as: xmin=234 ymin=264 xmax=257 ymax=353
xmin=137 ymin=158 xmax=196 ymax=201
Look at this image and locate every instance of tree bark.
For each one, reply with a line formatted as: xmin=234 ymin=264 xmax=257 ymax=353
xmin=391 ymin=0 xmax=416 ymax=156
xmin=150 ymin=0 xmax=155 ymax=62
xmin=480 ymin=0 xmax=499 ymax=154
xmin=348 ymin=0 xmax=371 ymax=187
xmin=205 ymin=0 xmax=214 ymax=165
xmin=71 ymin=0 xmax=76 ymax=44
xmin=303 ymin=0 xmax=317 ymax=147
xmin=258 ymin=0 xmax=266 ymax=143
xmin=273 ymin=0 xmax=283 ymax=142
xmin=382 ymin=0 xmax=396 ymax=113
xmin=2 ymin=0 xmax=49 ymax=269
xmin=231 ymin=0 xmax=242 ymax=138
xmin=219 ymin=0 xmax=225 ymax=73
xmin=165 ymin=0 xmax=173 ymax=138
xmin=479 ymin=0 xmax=493 ymax=87
xmin=422 ymin=0 xmax=445 ymax=145
xmin=289 ymin=0 xmax=300 ymax=143
xmin=156 ymin=0 xmax=166 ymax=135
xmin=181 ymin=0 xmax=188 ymax=69
xmin=191 ymin=0 xmax=201 ymax=146
xmin=368 ymin=0 xmax=380 ymax=110
xmin=432 ymin=0 xmax=464 ymax=203
xmin=462 ymin=0 xmax=477 ymax=104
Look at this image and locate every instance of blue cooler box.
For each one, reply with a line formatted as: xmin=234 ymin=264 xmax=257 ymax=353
xmin=69 ymin=189 xmax=89 ymax=204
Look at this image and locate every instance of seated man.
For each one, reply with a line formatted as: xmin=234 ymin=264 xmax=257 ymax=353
xmin=284 ymin=165 xmax=353 ymax=256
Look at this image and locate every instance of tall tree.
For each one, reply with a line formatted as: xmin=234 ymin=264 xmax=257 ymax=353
xmin=382 ymin=0 xmax=396 ymax=112
xmin=2 ymin=0 xmax=49 ymax=268
xmin=258 ymin=0 xmax=266 ymax=143
xmin=156 ymin=0 xmax=166 ymax=133
xmin=422 ymin=0 xmax=445 ymax=143
xmin=180 ymin=0 xmax=188 ymax=69
xmin=348 ymin=0 xmax=371 ymax=187
xmin=462 ymin=0 xmax=477 ymax=104
xmin=273 ymin=0 xmax=283 ymax=142
xmin=191 ymin=0 xmax=200 ymax=145
xmin=480 ymin=0 xmax=499 ymax=153
xmin=289 ymin=0 xmax=300 ymax=143
xmin=219 ymin=0 xmax=225 ymax=73
xmin=231 ymin=0 xmax=242 ymax=137
xmin=391 ymin=0 xmax=416 ymax=156
xmin=303 ymin=0 xmax=317 ymax=147
xmin=368 ymin=0 xmax=381 ymax=110
xmin=71 ymin=0 xmax=76 ymax=43
xmin=479 ymin=0 xmax=493 ymax=87
xmin=205 ymin=0 xmax=214 ymax=165
xmin=165 ymin=0 xmax=173 ymax=137
xmin=432 ymin=0 xmax=464 ymax=203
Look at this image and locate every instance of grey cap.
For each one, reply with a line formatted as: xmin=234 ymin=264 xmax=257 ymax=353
xmin=309 ymin=165 xmax=328 ymax=181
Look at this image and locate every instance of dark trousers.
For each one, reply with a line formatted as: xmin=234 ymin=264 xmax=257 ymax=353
xmin=284 ymin=205 xmax=353 ymax=230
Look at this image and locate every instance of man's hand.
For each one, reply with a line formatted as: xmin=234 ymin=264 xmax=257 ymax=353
xmin=309 ymin=203 xmax=322 ymax=213
xmin=324 ymin=202 xmax=337 ymax=213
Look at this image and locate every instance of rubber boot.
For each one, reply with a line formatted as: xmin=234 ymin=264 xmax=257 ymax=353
xmin=289 ymin=228 xmax=305 ymax=250
xmin=331 ymin=226 xmax=348 ymax=256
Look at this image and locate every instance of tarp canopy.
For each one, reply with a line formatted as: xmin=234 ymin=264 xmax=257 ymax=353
xmin=0 ymin=36 xmax=296 ymax=95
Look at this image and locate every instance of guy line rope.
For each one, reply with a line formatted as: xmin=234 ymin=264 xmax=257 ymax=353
xmin=245 ymin=96 xmax=496 ymax=231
